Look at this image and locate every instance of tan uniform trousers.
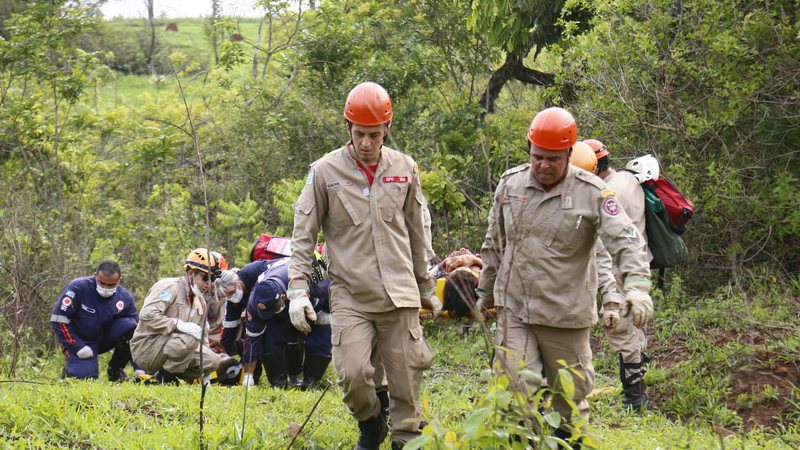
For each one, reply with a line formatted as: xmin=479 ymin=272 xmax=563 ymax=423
xmin=603 ymin=308 xmax=647 ymax=377
xmin=494 ymin=308 xmax=594 ymax=421
xmin=332 ymin=306 xmax=433 ymax=443
xmin=133 ymin=332 xmax=223 ymax=380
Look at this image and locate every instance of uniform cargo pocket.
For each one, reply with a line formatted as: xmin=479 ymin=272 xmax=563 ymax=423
xmin=336 ymin=190 xmax=362 ymax=226
xmin=408 ymin=326 xmax=433 ymax=370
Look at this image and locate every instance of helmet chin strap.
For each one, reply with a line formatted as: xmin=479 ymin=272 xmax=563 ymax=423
xmin=346 ymin=121 xmax=390 ymax=167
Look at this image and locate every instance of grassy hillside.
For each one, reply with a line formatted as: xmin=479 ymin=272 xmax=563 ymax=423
xmin=2 ymin=276 xmax=798 ymax=448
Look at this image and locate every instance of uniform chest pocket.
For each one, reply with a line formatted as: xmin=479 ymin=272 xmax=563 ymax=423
xmin=379 ymin=182 xmax=408 ymax=222
xmin=501 ymin=194 xmax=529 ymax=236
xmin=165 ymin=303 xmax=185 ymax=320
xmin=335 ymin=190 xmax=363 ymax=226
xmin=547 ymin=211 xmax=594 ymax=253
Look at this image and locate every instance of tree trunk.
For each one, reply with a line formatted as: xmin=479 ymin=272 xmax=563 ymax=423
xmin=252 ymin=16 xmax=264 ymax=78
xmin=211 ymin=0 xmax=221 ymax=64
xmin=478 ymin=52 xmax=555 ymax=115
xmin=144 ymin=0 xmax=157 ymax=76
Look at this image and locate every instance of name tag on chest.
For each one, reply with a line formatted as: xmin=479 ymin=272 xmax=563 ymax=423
xmin=382 ymin=176 xmax=408 ymax=183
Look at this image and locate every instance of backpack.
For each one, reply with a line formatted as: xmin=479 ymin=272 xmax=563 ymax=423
xmin=249 ymin=234 xmax=293 ymax=262
xmin=249 ymin=234 xmax=328 ymax=281
xmin=624 ymin=155 xmax=694 ymax=268
xmin=643 ymin=188 xmax=689 ymax=269
xmin=643 ymin=175 xmax=694 ymax=235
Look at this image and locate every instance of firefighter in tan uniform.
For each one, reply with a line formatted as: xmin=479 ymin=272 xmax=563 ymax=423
xmin=476 ymin=107 xmax=653 ymax=439
xmin=288 ymin=82 xmax=436 ymax=450
xmin=131 ymin=248 xmax=241 ymax=384
xmin=581 ymin=139 xmax=652 ymax=410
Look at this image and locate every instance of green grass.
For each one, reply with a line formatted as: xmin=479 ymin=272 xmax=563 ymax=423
xmin=2 ymin=302 xmax=798 ymax=449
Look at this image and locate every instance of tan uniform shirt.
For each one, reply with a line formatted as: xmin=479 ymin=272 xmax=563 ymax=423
xmin=289 ymin=144 xmax=435 ymax=312
xmin=478 ymin=164 xmax=651 ymax=328
xmin=131 ymin=276 xmax=210 ymax=350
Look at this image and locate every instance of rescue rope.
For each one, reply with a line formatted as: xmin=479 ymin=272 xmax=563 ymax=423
xmin=169 ymin=58 xmax=213 ymax=449
xmin=285 ymin=384 xmax=330 ymax=450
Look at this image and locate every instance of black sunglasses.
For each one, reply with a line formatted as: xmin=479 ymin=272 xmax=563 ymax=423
xmin=199 ymin=273 xmax=214 ymax=282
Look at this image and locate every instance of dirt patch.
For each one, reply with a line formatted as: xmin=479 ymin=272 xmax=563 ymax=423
xmin=647 ymin=326 xmax=799 ymax=431
xmin=728 ymin=357 xmax=800 ymax=429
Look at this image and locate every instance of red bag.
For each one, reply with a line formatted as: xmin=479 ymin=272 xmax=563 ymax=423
xmin=249 ymin=234 xmax=293 ymax=262
xmin=643 ymin=175 xmax=694 ymax=235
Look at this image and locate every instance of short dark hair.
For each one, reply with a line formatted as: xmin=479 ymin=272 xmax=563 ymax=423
xmin=443 ymin=270 xmax=478 ymax=318
xmin=96 ymin=260 xmax=121 ymax=277
xmin=597 ymin=155 xmax=610 ymax=173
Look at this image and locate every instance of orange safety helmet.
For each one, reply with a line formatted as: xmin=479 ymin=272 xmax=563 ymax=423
xmin=343 ymin=82 xmax=393 ymax=126
xmin=211 ymin=251 xmax=229 ymax=271
xmin=185 ymin=248 xmax=219 ymax=276
xmin=583 ymin=138 xmax=609 ymax=159
xmin=570 ymin=141 xmax=598 ymax=173
xmin=527 ymin=107 xmax=578 ymax=150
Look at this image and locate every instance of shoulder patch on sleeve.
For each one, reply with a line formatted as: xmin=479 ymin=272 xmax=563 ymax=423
xmin=159 ymin=291 xmax=171 ymax=302
xmin=65 ymin=290 xmax=76 ymax=298
xmin=600 ymin=188 xmax=616 ymax=198
xmin=602 ymin=197 xmax=621 ymax=216
xmin=305 ymin=171 xmax=314 ymax=185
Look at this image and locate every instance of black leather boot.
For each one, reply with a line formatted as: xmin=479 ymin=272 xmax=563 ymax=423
xmin=353 ymin=410 xmax=388 ymax=450
xmin=286 ymin=342 xmax=305 ymax=388
xmin=107 ymin=332 xmax=134 ymax=382
xmin=300 ymin=352 xmax=331 ymax=390
xmin=107 ymin=366 xmax=129 ymax=382
xmin=376 ymin=388 xmax=390 ymax=419
xmin=262 ymin=348 xmax=288 ymax=389
xmin=217 ymin=356 xmax=242 ymax=382
xmin=619 ymin=353 xmax=649 ymax=411
xmin=154 ymin=369 xmax=180 ymax=385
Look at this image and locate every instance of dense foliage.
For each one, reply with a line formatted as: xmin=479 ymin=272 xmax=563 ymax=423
xmin=0 ymin=0 xmax=797 ymax=444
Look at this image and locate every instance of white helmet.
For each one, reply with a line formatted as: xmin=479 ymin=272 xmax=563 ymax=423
xmin=625 ymin=154 xmax=660 ymax=183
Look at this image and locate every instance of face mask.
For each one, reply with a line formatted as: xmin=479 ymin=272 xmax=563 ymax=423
xmin=96 ymin=286 xmax=117 ymax=298
xmin=191 ymin=283 xmax=208 ymax=300
xmin=228 ymin=289 xmax=243 ymax=304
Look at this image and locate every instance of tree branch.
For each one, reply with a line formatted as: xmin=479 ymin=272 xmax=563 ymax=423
xmin=479 ymin=53 xmax=555 ymax=114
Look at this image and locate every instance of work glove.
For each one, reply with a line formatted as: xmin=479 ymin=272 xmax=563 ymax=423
xmin=315 ymin=311 xmax=331 ymax=326
xmin=242 ymin=373 xmax=255 ymax=388
xmin=422 ymin=288 xmax=443 ymax=319
xmin=623 ymin=280 xmax=653 ymax=328
xmin=76 ymin=345 xmax=94 ymax=359
xmin=602 ymin=301 xmax=622 ymax=329
xmin=175 ymin=319 xmax=203 ymax=341
xmin=473 ymin=288 xmax=492 ymax=321
xmin=288 ymin=288 xmax=316 ymax=334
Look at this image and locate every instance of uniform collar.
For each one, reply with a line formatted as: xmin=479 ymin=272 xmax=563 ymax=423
xmin=526 ymin=165 xmax=573 ymax=194
xmin=602 ymin=167 xmax=617 ymax=182
xmin=344 ymin=143 xmax=392 ymax=175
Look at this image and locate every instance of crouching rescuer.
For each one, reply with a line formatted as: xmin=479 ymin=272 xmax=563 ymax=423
xmin=130 ymin=248 xmax=241 ymax=384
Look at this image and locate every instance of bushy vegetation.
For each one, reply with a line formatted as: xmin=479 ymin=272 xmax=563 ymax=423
xmin=0 ymin=0 xmax=797 ymax=447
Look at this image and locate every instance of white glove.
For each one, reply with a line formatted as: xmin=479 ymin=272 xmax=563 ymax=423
xmin=175 ymin=319 xmax=203 ymax=341
xmin=427 ymin=293 xmax=443 ymax=319
xmin=288 ymin=288 xmax=316 ymax=334
xmin=623 ymin=283 xmax=653 ymax=328
xmin=242 ymin=373 xmax=255 ymax=388
xmin=602 ymin=301 xmax=622 ymax=329
xmin=76 ymin=345 xmax=93 ymax=359
xmin=315 ymin=311 xmax=331 ymax=326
